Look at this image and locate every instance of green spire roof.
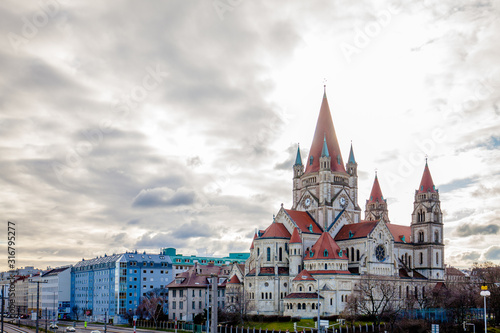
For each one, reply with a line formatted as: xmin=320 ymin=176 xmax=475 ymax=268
xmin=294 ymin=144 xmax=302 ymax=166
xmin=348 ymin=142 xmax=356 ymax=164
xmin=321 ymin=134 xmax=330 ymax=157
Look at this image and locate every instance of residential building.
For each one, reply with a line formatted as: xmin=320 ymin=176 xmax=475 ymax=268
xmin=41 ymin=266 xmax=72 ymax=320
xmin=166 ymin=263 xmax=230 ymax=321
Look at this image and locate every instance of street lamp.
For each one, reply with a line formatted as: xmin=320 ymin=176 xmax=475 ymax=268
xmin=480 ymin=287 xmax=490 ymax=333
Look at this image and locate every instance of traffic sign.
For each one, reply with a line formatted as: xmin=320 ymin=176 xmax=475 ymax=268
xmin=481 ymin=285 xmax=488 ymax=291
xmin=133 ymin=315 xmax=138 ymax=321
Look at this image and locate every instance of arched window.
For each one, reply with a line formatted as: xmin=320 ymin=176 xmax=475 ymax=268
xmin=257 ymin=248 xmax=260 ymax=257
xmin=351 ymin=247 xmax=354 ymax=260
xmin=324 ymin=263 xmax=327 ymax=270
xmin=267 ymin=247 xmax=271 ymax=261
xmin=341 ymin=295 xmax=344 ymax=302
xmin=419 ymin=252 xmax=423 ymax=265
xmin=356 ymin=249 xmax=360 ymax=261
xmin=434 ymin=231 xmax=439 ymax=243
xmin=298 ymin=303 xmax=301 ymax=310
xmin=414 ymin=286 xmax=418 ymax=299
xmin=294 ymin=249 xmax=297 ymax=255
xmin=308 ymin=286 xmax=312 ymax=292
xmin=418 ymin=231 xmax=424 ymax=243
xmin=409 ymin=256 xmax=412 ymax=268
xmin=279 ymin=247 xmax=283 ymax=261
xmin=436 ymin=252 xmax=439 ymax=265
xmin=269 ymin=292 xmax=272 ymax=299
xmin=299 ymin=286 xmax=303 ymax=292
xmin=324 ymin=250 xmax=328 ymax=257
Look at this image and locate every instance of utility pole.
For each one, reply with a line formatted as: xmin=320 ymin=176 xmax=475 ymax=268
xmin=317 ymin=279 xmax=321 ymax=333
xmin=211 ymin=275 xmax=218 ymax=333
xmin=1 ymin=286 xmax=5 ymax=333
xmin=104 ymin=311 xmax=107 ymax=333
xmin=29 ymin=279 xmax=48 ymax=333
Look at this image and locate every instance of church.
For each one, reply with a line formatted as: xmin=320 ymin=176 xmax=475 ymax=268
xmin=236 ymin=88 xmax=445 ymax=317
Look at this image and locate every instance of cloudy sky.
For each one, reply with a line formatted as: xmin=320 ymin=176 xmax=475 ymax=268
xmin=1 ymin=0 xmax=499 ymax=271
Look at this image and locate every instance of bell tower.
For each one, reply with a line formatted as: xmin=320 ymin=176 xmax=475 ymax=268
xmin=365 ymin=173 xmax=389 ymax=222
xmin=411 ymin=161 xmax=444 ymax=280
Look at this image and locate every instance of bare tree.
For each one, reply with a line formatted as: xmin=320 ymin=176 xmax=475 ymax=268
xmin=138 ymin=288 xmax=168 ymax=329
xmin=71 ymin=305 xmax=80 ymax=321
xmin=472 ymin=262 xmax=500 ymax=326
xmin=345 ymin=275 xmax=401 ymax=328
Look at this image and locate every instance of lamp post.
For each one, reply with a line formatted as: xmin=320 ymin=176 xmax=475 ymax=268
xmin=317 ymin=279 xmax=320 ymax=333
xmin=480 ymin=287 xmax=490 ymax=333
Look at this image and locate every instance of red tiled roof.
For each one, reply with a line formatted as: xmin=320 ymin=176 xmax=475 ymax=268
xmin=166 ymin=264 xmax=228 ymax=288
xmin=418 ymin=162 xmax=437 ymax=193
xmin=285 ymin=293 xmax=323 ymax=299
xmin=227 ymin=275 xmax=241 ymax=284
xmin=367 ymin=175 xmax=384 ymax=204
xmin=246 ymin=267 xmax=289 ymax=276
xmin=387 ymin=224 xmax=411 ymax=243
xmin=285 ymin=209 xmax=323 ymax=234
xmin=305 ymin=232 xmax=346 ymax=260
xmin=293 ymin=269 xmax=316 ymax=281
xmin=446 ymin=267 xmax=465 ymax=276
xmin=290 ymin=228 xmax=302 ymax=244
xmin=261 ymin=222 xmax=291 ymax=239
xmin=304 ymin=90 xmax=346 ymax=174
xmin=334 ymin=221 xmax=378 ymax=241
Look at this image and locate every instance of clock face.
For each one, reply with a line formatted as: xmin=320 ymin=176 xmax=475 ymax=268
xmin=304 ymin=198 xmax=311 ymax=208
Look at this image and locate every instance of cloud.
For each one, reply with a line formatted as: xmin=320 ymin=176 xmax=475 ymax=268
xmin=132 ymin=187 xmax=196 ymax=207
xmin=484 ymin=246 xmax=500 ymax=261
xmin=440 ymin=177 xmax=477 ymax=193
xmin=455 ymin=222 xmax=500 ymax=237
xmin=170 ymin=220 xmax=217 ymax=239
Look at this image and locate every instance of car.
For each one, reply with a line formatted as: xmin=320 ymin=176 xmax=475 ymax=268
xmin=50 ymin=324 xmax=59 ymax=329
xmin=90 ymin=330 xmax=101 ymax=333
xmin=66 ymin=327 xmax=76 ymax=332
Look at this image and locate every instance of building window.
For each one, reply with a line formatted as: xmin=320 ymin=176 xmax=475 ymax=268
xmin=267 ymin=247 xmax=271 ymax=261
xmin=279 ymin=247 xmax=283 ymax=261
xmin=179 ymin=301 xmax=183 ymax=309
xmin=192 ymin=301 xmax=195 ymax=309
xmin=172 ymin=290 xmax=176 ymax=297
xmin=436 ymin=252 xmax=439 ymax=265
xmin=172 ymin=301 xmax=176 ymax=309
xmin=418 ymin=231 xmax=424 ymax=243
xmin=435 ymin=231 xmax=439 ymax=243
xmin=420 ymin=253 xmax=423 ymax=265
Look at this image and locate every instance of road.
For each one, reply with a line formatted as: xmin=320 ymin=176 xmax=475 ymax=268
xmin=1 ymin=320 xmax=169 ymax=333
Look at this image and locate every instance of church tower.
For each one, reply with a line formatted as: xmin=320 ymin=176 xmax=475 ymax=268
xmin=411 ymin=161 xmax=445 ymax=280
xmin=365 ymin=173 xmax=390 ymax=222
xmin=292 ymin=86 xmax=358 ymax=231
xmin=292 ymin=145 xmax=304 ymax=208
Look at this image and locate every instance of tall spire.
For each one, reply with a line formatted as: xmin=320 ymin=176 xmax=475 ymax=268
xmin=348 ymin=141 xmax=356 ymax=164
xmin=418 ymin=160 xmax=436 ymax=193
xmin=304 ymin=88 xmax=346 ymax=174
xmin=368 ymin=173 xmax=384 ymax=203
xmin=294 ymin=144 xmax=302 ymax=166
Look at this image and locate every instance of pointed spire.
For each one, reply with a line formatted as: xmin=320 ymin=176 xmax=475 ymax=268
xmin=418 ymin=160 xmax=436 ymax=193
xmin=305 ymin=88 xmax=346 ymax=174
xmin=321 ymin=134 xmax=330 ymax=157
xmin=368 ymin=173 xmax=384 ymax=203
xmin=290 ymin=227 xmax=302 ymax=244
xmin=294 ymin=144 xmax=302 ymax=166
xmin=348 ymin=141 xmax=356 ymax=164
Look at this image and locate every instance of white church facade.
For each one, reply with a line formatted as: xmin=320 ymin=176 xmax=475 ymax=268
xmin=235 ymin=88 xmax=445 ymax=318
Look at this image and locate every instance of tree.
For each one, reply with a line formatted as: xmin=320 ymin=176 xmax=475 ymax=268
xmin=71 ymin=305 xmax=80 ymax=321
xmin=137 ymin=288 xmax=168 ymax=329
xmin=472 ymin=262 xmax=500 ymax=326
xmin=345 ymin=275 xmax=401 ymax=329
